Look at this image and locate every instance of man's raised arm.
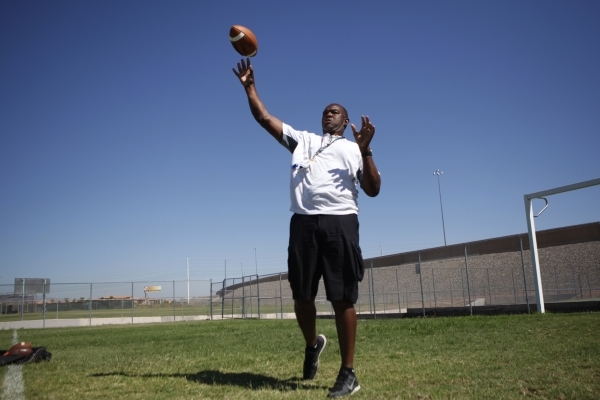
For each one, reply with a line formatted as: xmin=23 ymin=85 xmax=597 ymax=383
xmin=352 ymin=116 xmax=381 ymax=197
xmin=233 ymin=58 xmax=283 ymax=142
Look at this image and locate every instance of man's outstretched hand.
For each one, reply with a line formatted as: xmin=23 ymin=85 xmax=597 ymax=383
xmin=232 ymin=58 xmax=254 ymax=88
xmin=351 ymin=116 xmax=375 ymax=153
xmin=352 ymin=115 xmax=380 ymax=197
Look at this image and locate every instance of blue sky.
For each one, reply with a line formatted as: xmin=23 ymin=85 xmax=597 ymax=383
xmin=1 ymin=0 xmax=599 ymax=285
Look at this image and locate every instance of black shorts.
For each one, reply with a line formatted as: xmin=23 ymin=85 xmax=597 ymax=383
xmin=287 ymin=213 xmax=365 ymax=303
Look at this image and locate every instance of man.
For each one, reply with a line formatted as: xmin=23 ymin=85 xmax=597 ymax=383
xmin=233 ymin=58 xmax=381 ymax=398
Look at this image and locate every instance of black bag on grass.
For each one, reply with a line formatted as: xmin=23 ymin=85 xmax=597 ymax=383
xmin=0 ymin=347 xmax=52 ymax=366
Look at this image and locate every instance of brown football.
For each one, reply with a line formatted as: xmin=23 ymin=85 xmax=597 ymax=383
xmin=3 ymin=342 xmax=33 ymax=357
xmin=229 ymin=25 xmax=258 ymax=57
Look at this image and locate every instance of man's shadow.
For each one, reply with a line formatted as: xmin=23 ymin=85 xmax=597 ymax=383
xmin=329 ymin=168 xmax=357 ymax=192
xmin=91 ymin=370 xmax=328 ymax=391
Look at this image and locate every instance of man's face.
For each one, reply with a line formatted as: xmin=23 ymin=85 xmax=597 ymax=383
xmin=321 ymin=104 xmax=348 ymax=135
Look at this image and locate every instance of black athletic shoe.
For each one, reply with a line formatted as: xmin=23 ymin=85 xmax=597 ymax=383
xmin=303 ymin=334 xmax=327 ymax=380
xmin=327 ymin=368 xmax=361 ymax=398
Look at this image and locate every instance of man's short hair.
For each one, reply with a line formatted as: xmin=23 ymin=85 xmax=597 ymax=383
xmin=324 ymin=103 xmax=349 ymax=120
xmin=337 ymin=104 xmax=349 ymax=121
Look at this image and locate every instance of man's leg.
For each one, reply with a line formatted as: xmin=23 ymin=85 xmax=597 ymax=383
xmin=331 ymin=300 xmax=356 ymax=368
xmin=294 ymin=297 xmax=317 ymax=347
xmin=288 ymin=214 xmax=327 ymax=380
xmin=327 ymin=300 xmax=360 ymax=397
xmin=296 ymin=297 xmax=327 ymax=380
xmin=320 ymin=215 xmax=362 ymax=396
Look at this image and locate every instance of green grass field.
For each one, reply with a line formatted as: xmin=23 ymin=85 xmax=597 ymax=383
xmin=1 ymin=312 xmax=599 ymax=399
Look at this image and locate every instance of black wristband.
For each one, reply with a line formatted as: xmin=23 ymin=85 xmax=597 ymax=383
xmin=362 ymin=150 xmax=373 ymax=157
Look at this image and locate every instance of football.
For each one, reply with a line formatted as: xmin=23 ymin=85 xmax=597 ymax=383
xmin=229 ymin=25 xmax=258 ymax=57
xmin=3 ymin=342 xmax=33 ymax=357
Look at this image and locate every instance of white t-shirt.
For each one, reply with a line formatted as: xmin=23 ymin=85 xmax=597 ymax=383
xmin=281 ymin=123 xmax=363 ymax=215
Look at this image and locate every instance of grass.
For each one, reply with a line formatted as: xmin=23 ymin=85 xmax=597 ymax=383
xmin=1 ymin=312 xmax=599 ymax=399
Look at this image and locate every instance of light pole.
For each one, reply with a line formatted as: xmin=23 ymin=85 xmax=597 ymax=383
xmin=433 ymin=169 xmax=447 ymax=246
xmin=254 ymin=247 xmax=258 ymax=276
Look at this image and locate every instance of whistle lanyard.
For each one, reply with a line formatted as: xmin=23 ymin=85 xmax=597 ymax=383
xmin=292 ymin=135 xmax=343 ymax=171
xmin=310 ymin=135 xmax=343 ymax=162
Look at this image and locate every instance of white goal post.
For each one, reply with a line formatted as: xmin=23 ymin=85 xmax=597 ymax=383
xmin=524 ymin=177 xmax=600 ymax=313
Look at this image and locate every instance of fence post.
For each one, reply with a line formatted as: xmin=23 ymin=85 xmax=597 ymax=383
xmin=464 ymin=246 xmax=472 ymax=316
xmin=511 ymin=269 xmax=517 ymax=304
xmin=368 ymin=270 xmax=373 ymax=314
xmin=460 ymin=269 xmax=465 ymax=306
xmin=89 ymin=283 xmax=93 ymax=326
xmin=209 ymin=279 xmax=213 ymax=320
xmin=432 ymin=269 xmax=437 ymax=308
xmin=396 ymin=269 xmax=401 ymax=311
xmin=370 ymin=261 xmax=376 ymax=319
xmin=249 ymin=276 xmax=253 ymax=318
xmin=21 ymin=278 xmax=25 ymax=321
xmin=449 ymin=275 xmax=454 ymax=307
xmin=554 ymin=265 xmax=560 ymax=301
xmin=571 ymin=266 xmax=577 ymax=298
xmin=131 ymin=282 xmax=134 ymax=324
xmin=586 ymin=266 xmax=592 ymax=298
xmin=486 ymin=269 xmax=492 ymax=305
xmin=242 ymin=276 xmax=245 ymax=319
xmin=279 ymin=273 xmax=283 ymax=319
xmin=42 ymin=280 xmax=46 ymax=328
xmin=519 ymin=236 xmax=530 ymax=313
xmin=418 ymin=253 xmax=425 ymax=317
xmin=257 ymin=274 xmax=261 ymax=319
xmin=229 ymin=279 xmax=233 ymax=318
xmin=221 ymin=279 xmax=225 ymax=320
xmin=173 ymin=280 xmax=176 ymax=322
xmin=382 ymin=283 xmax=386 ymax=313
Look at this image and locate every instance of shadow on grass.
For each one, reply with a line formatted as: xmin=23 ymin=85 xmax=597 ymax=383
xmin=91 ymin=370 xmax=328 ymax=391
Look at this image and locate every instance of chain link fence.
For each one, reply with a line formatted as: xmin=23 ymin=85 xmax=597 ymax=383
xmin=213 ymin=242 xmax=600 ymax=319
xmin=1 ymin=242 xmax=598 ymax=326
xmin=211 ymin=264 xmax=599 ymax=320
xmin=0 ymin=280 xmax=213 ymax=326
